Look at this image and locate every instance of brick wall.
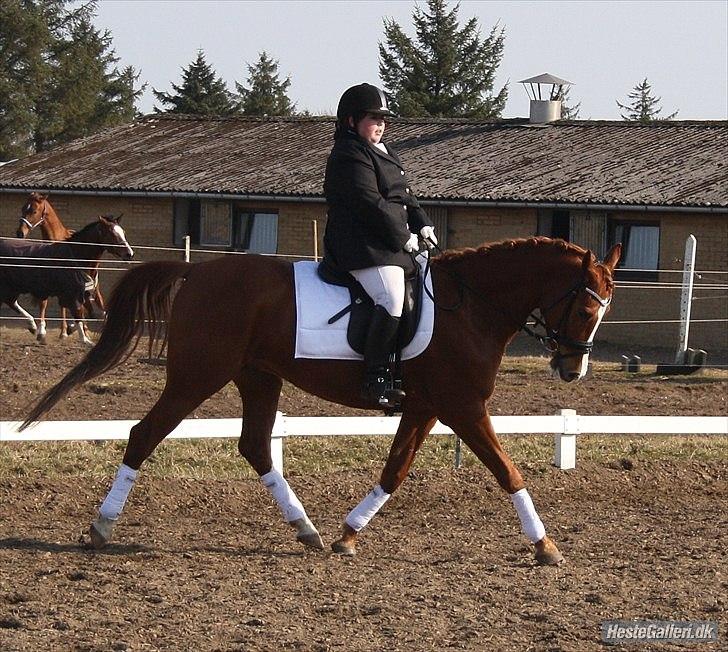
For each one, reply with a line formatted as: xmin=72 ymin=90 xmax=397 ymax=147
xmin=1 ymin=192 xmax=725 ymax=356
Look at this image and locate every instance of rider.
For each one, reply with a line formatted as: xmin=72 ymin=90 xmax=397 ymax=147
xmin=322 ymin=83 xmax=437 ymax=408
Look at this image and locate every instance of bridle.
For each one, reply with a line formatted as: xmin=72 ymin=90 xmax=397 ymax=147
xmin=19 ymin=202 xmax=47 ymax=234
xmin=521 ymin=281 xmax=611 ymax=359
xmin=419 ymin=243 xmax=612 ymax=358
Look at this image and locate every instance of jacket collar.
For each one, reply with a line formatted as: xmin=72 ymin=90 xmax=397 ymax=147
xmin=342 ymin=129 xmax=403 ymax=168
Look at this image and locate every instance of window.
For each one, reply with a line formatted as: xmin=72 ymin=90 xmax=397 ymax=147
xmin=173 ymin=199 xmax=278 ymax=253
xmin=608 ymin=220 xmax=659 ymax=281
xmin=537 ymin=209 xmax=607 ymax=256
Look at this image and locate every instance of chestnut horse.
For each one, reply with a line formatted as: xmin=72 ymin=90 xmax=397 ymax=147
xmin=15 ymin=193 xmax=108 ymax=342
xmin=22 ymin=237 xmax=621 ymax=565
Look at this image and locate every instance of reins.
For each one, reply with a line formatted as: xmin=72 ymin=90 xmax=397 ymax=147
xmin=419 ymin=240 xmax=610 ymax=356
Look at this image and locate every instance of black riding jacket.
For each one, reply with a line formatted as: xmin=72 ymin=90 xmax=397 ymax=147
xmin=322 ymin=129 xmax=432 ymax=272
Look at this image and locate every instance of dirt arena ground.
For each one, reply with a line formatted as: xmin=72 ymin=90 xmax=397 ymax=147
xmin=1 ymin=328 xmax=726 ymax=651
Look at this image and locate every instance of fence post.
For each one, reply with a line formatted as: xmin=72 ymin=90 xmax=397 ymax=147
xmin=183 ymin=235 xmax=191 ymax=263
xmin=674 ymin=234 xmax=696 ymax=364
xmin=271 ymin=411 xmax=285 ymax=473
xmin=312 ymin=220 xmax=319 ymax=262
xmin=554 ymin=409 xmax=578 ymax=470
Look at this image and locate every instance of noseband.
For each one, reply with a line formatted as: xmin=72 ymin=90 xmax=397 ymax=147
xmin=522 ymin=282 xmax=611 ymax=358
xmin=19 ymin=205 xmax=47 ymax=233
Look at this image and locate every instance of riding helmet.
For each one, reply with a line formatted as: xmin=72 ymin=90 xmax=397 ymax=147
xmin=336 ymin=83 xmax=396 ymax=121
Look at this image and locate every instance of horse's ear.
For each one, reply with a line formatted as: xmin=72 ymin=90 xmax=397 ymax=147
xmin=581 ymin=249 xmax=594 ymax=273
xmin=603 ymin=243 xmax=622 ymax=272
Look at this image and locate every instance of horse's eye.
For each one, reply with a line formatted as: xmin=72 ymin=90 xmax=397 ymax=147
xmin=577 ymin=309 xmax=589 ymax=320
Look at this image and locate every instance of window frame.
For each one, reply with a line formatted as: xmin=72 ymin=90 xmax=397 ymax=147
xmin=607 ymin=218 xmax=660 ymax=282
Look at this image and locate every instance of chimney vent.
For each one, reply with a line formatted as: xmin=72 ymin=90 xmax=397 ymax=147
xmin=519 ymin=73 xmax=573 ymax=123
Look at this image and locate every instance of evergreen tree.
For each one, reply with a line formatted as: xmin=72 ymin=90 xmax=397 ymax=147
xmin=616 ymin=78 xmax=678 ymax=123
xmin=235 ymin=51 xmax=295 ymax=116
xmin=35 ymin=12 xmax=144 ymax=150
xmin=558 ymin=86 xmax=581 ymax=120
xmin=378 ymin=0 xmax=507 ymax=118
xmin=0 ymin=0 xmax=144 ymax=158
xmin=153 ymin=50 xmax=235 ymax=115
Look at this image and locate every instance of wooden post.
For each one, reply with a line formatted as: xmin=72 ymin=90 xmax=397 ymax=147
xmin=271 ymin=411 xmax=285 ymax=473
xmin=183 ymin=235 xmax=191 ymax=263
xmin=312 ymin=220 xmax=319 ymax=262
xmin=554 ymin=409 xmax=578 ymax=470
xmin=675 ymin=235 xmax=696 ymax=364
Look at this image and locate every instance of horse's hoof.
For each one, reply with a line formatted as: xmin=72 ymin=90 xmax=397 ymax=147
xmin=27 ymin=326 xmax=37 ymax=335
xmin=290 ymin=517 xmax=324 ymax=550
xmin=88 ymin=516 xmax=114 ymax=549
xmin=331 ymin=540 xmax=356 ymax=556
xmin=534 ymin=536 xmax=565 ymax=566
xmin=37 ymin=335 xmax=47 ymax=345
xmin=89 ymin=523 xmax=108 ymax=549
xmin=297 ymin=531 xmax=325 ymax=550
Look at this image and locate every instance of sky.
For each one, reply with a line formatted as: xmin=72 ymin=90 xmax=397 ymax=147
xmin=93 ymin=0 xmax=728 ymax=120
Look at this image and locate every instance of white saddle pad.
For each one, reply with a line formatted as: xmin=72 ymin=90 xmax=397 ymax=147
xmin=294 ymin=253 xmax=434 ymax=360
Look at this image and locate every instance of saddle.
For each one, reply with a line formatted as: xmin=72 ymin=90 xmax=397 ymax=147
xmin=317 ymin=258 xmax=424 ymax=355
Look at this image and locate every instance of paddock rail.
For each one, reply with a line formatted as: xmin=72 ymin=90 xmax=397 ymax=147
xmin=1 ymin=410 xmax=725 ymax=472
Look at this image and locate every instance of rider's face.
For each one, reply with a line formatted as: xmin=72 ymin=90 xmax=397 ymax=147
xmin=353 ymin=113 xmax=386 ymax=144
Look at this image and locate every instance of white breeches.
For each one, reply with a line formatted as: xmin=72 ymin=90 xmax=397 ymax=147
xmin=350 ymin=265 xmax=406 ymax=317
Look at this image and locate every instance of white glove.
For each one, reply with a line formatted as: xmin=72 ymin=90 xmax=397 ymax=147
xmin=403 ymin=232 xmax=420 ymax=253
xmin=420 ymin=226 xmax=438 ymax=249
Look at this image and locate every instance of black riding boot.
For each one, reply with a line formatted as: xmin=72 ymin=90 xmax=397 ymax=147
xmin=362 ymin=306 xmax=406 ymax=408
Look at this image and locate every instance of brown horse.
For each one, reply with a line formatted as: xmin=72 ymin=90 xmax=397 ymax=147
xmin=16 ymin=193 xmax=107 ymax=342
xmin=1 ymin=216 xmax=134 ymax=345
xmin=22 ymin=237 xmax=621 ymax=565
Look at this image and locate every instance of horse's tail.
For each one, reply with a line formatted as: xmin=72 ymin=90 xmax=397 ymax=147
xmin=20 ymin=261 xmax=191 ymax=430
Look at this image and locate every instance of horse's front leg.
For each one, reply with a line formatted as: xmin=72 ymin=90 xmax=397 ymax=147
xmin=445 ymin=409 xmax=563 ymax=566
xmin=332 ymin=408 xmax=437 ymax=556
xmin=70 ymin=306 xmax=93 ymax=346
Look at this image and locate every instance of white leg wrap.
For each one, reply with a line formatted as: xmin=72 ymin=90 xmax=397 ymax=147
xmin=260 ymin=469 xmax=307 ymax=523
xmin=510 ymin=488 xmax=546 ymax=543
xmin=345 ymin=484 xmax=391 ymax=532
xmin=99 ymin=463 xmax=138 ymax=521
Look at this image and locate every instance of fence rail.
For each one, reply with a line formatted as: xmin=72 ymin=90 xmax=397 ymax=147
xmin=2 ymin=411 xmax=725 ymax=472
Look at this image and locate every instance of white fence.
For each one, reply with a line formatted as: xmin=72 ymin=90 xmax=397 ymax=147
xmin=1 ymin=410 xmax=725 ymax=472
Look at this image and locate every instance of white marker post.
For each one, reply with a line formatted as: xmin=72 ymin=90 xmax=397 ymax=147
xmin=675 ymin=235 xmax=696 ymax=364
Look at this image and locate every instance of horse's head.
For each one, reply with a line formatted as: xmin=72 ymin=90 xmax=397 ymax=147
xmin=541 ymin=243 xmax=622 ymax=382
xmin=17 ymin=193 xmax=49 ymax=238
xmin=96 ymin=214 xmax=135 ymax=260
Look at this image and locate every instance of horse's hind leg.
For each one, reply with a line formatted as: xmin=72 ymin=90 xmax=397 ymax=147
xmin=332 ymin=405 xmax=437 ymax=556
xmin=8 ymin=300 xmax=37 ymax=334
xmin=37 ymin=299 xmax=48 ymax=343
xmin=234 ymin=368 xmax=324 ymax=551
xmin=90 ymin=374 xmax=230 ymax=549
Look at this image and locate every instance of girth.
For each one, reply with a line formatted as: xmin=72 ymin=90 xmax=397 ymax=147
xmin=317 ymin=258 xmax=424 ymax=355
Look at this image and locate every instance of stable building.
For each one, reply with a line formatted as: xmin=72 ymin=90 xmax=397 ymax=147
xmin=0 ymin=109 xmax=726 ymax=356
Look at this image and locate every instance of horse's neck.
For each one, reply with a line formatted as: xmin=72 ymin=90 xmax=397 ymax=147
xmin=66 ymin=236 xmax=105 ymax=265
xmin=437 ymin=245 xmax=557 ymax=335
xmin=42 ymin=205 xmax=72 ymax=240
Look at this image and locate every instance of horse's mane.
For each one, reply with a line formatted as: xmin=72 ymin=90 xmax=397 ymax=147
xmin=435 ymin=236 xmax=587 ymax=264
xmin=66 ymin=220 xmax=100 ymax=242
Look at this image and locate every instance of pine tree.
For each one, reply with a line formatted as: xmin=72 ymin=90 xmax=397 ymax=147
xmin=0 ymin=0 xmax=55 ymax=159
xmin=235 ymin=51 xmax=295 ymax=116
xmin=378 ymin=0 xmax=507 ymax=118
xmin=153 ymin=50 xmax=235 ymax=115
xmin=558 ymin=86 xmax=581 ymax=120
xmin=35 ymin=13 xmax=144 ymax=150
xmin=616 ymin=78 xmax=678 ymax=123
xmin=1 ymin=0 xmax=144 ymax=158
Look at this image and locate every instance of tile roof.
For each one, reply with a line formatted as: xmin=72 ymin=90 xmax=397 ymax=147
xmin=0 ymin=114 xmax=726 ymax=209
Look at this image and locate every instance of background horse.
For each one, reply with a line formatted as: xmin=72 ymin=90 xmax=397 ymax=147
xmin=22 ymin=237 xmax=620 ymax=565
xmin=15 ymin=193 xmax=108 ymax=342
xmin=1 ymin=216 xmax=134 ymax=346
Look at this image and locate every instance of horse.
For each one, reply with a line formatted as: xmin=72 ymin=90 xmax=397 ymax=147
xmin=21 ymin=236 xmax=621 ymax=565
xmin=1 ymin=216 xmax=134 ymax=346
xmin=14 ymin=192 xmax=108 ymax=342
